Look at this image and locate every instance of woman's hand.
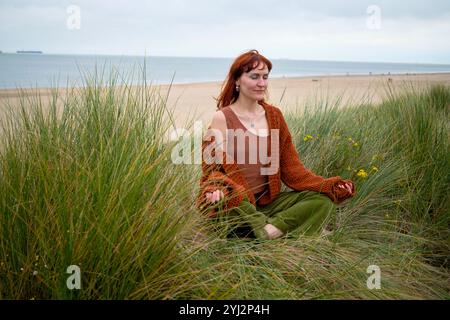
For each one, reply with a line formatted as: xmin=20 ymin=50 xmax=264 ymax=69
xmin=205 ymin=189 xmax=225 ymax=203
xmin=338 ymin=181 xmax=354 ymax=195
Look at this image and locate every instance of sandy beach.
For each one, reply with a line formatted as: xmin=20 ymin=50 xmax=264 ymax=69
xmin=1 ymin=72 xmax=449 ymax=129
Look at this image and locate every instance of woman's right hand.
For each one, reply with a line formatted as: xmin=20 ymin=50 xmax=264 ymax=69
xmin=205 ymin=189 xmax=225 ymax=203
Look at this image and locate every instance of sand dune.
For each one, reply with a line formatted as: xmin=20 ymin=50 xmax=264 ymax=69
xmin=1 ymin=73 xmax=449 ymax=129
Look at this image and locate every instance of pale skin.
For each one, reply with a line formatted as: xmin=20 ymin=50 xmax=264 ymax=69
xmin=205 ymin=62 xmax=353 ymax=239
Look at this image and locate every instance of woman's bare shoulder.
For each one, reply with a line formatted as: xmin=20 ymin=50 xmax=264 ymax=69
xmin=204 ymin=110 xmax=227 ymax=142
xmin=209 ymin=110 xmax=227 ymax=131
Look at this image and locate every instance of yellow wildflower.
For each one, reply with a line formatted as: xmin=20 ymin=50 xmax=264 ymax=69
xmin=303 ymin=134 xmax=314 ymax=142
xmin=371 ymin=166 xmax=379 ymax=172
xmin=357 ymin=169 xmax=368 ymax=178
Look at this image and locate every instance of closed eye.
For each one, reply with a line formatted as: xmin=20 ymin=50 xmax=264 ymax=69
xmin=250 ymin=74 xmax=269 ymax=80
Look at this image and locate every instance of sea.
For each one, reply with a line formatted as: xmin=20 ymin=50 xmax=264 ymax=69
xmin=1 ymin=53 xmax=450 ymax=89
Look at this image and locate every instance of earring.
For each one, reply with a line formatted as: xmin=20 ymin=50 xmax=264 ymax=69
xmin=236 ymin=85 xmax=240 ymax=92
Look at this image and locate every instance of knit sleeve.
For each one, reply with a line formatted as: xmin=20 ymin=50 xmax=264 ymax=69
xmin=196 ymin=134 xmax=248 ymax=217
xmin=277 ymin=110 xmax=355 ymax=203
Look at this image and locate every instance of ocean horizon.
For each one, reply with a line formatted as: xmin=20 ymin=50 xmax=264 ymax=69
xmin=1 ymin=53 xmax=450 ymax=89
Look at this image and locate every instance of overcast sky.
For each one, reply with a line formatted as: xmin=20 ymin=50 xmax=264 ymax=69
xmin=1 ymin=0 xmax=450 ymax=63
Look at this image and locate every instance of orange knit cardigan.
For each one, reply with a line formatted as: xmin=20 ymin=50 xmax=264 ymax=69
xmin=196 ymin=101 xmax=355 ymax=217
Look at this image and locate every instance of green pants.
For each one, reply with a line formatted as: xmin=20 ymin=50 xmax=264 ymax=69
xmin=216 ymin=191 xmax=336 ymax=239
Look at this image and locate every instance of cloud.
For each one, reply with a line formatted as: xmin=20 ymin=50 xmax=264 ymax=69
xmin=1 ymin=0 xmax=449 ymax=63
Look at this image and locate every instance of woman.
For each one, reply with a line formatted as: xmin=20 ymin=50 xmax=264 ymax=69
xmin=197 ymin=50 xmax=355 ymax=240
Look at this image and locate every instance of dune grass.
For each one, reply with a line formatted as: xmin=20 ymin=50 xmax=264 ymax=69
xmin=0 ymin=71 xmax=449 ymax=299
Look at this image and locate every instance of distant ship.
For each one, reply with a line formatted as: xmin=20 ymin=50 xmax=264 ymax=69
xmin=16 ymin=50 xmax=43 ymax=54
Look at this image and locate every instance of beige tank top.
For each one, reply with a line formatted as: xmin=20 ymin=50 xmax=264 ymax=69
xmin=221 ymin=106 xmax=269 ymax=196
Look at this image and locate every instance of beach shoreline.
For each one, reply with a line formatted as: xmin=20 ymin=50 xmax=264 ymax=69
xmin=1 ymin=72 xmax=449 ymax=128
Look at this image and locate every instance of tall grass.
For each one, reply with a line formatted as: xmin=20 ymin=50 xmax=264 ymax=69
xmin=0 ymin=70 xmax=449 ymax=299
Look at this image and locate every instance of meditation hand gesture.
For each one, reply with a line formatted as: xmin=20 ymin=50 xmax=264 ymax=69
xmin=205 ymin=189 xmax=225 ymax=203
xmin=338 ymin=181 xmax=354 ymax=195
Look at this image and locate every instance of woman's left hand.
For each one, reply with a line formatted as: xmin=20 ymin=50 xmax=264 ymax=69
xmin=338 ymin=181 xmax=353 ymax=195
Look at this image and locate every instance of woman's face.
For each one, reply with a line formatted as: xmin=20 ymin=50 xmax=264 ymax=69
xmin=236 ymin=62 xmax=269 ymax=101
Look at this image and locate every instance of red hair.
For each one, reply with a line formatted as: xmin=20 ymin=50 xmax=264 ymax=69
xmin=216 ymin=50 xmax=272 ymax=110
